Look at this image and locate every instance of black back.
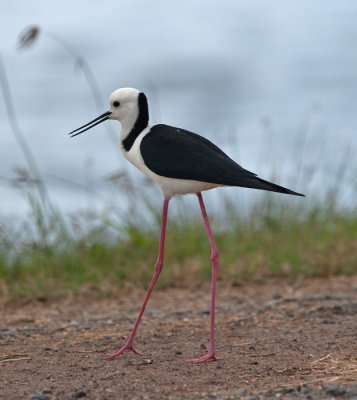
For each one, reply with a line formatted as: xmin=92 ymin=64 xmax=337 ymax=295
xmin=140 ymin=124 xmax=304 ymax=196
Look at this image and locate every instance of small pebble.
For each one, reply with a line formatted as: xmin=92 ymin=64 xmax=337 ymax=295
xmin=325 ymin=384 xmax=342 ymax=395
xmin=72 ymin=392 xmax=87 ymax=398
xmin=235 ymin=388 xmax=247 ymax=397
xmin=281 ymin=386 xmax=295 ymax=394
xmin=264 ymin=389 xmax=275 ymax=397
xmin=31 ymin=396 xmax=51 ymax=400
xmin=148 ymin=307 xmax=162 ymax=314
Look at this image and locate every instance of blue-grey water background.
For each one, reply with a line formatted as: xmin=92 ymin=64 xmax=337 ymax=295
xmin=1 ymin=1 xmax=357 ymax=219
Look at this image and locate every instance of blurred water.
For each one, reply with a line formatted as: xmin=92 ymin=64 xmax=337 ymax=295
xmin=1 ymin=1 xmax=357 ymax=218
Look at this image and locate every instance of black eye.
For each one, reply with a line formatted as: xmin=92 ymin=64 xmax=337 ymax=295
xmin=113 ymin=101 xmax=120 ymax=107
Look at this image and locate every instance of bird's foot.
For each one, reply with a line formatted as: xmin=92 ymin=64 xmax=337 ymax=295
xmin=104 ymin=340 xmax=143 ymax=360
xmin=185 ymin=352 xmax=216 ymax=363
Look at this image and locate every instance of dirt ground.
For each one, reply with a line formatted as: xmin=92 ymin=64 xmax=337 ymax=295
xmin=0 ymin=276 xmax=356 ymax=400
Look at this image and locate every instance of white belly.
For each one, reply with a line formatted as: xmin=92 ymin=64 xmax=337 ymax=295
xmin=120 ymin=127 xmax=220 ymax=198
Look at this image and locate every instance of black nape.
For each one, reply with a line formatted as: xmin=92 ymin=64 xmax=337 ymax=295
xmin=122 ymin=92 xmax=149 ymax=151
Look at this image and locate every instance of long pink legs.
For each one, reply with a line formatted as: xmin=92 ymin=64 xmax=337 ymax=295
xmin=186 ymin=192 xmax=218 ymax=363
xmin=105 ymin=198 xmax=170 ymax=360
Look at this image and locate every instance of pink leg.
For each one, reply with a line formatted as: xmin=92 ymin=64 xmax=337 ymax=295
xmin=186 ymin=192 xmax=218 ymax=363
xmin=105 ymin=198 xmax=170 ymax=360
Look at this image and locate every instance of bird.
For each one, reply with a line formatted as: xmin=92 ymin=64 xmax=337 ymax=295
xmin=69 ymin=87 xmax=304 ymax=363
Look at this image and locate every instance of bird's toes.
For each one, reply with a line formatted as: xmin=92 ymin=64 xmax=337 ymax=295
xmin=103 ymin=342 xmax=143 ymax=360
xmin=185 ymin=353 xmax=216 ymax=363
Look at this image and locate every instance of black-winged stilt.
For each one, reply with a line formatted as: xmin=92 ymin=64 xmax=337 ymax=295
xmin=69 ymin=87 xmax=304 ymax=363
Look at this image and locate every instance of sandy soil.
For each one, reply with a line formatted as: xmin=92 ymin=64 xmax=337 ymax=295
xmin=0 ymin=276 xmax=356 ymax=399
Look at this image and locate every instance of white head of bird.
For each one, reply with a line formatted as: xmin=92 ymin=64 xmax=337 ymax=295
xmin=68 ymin=87 xmax=147 ymax=140
xmin=108 ymin=88 xmax=140 ymax=128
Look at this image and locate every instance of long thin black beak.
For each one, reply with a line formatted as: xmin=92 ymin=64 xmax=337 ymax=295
xmin=68 ymin=111 xmax=112 ymax=138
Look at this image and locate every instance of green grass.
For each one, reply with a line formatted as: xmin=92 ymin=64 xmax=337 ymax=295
xmin=1 ymin=205 xmax=356 ymax=300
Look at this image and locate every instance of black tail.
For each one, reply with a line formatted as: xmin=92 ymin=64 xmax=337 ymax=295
xmin=242 ymin=176 xmax=304 ymax=197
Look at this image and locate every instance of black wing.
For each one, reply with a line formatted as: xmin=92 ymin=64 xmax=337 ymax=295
xmin=140 ymin=124 xmax=304 ymax=196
